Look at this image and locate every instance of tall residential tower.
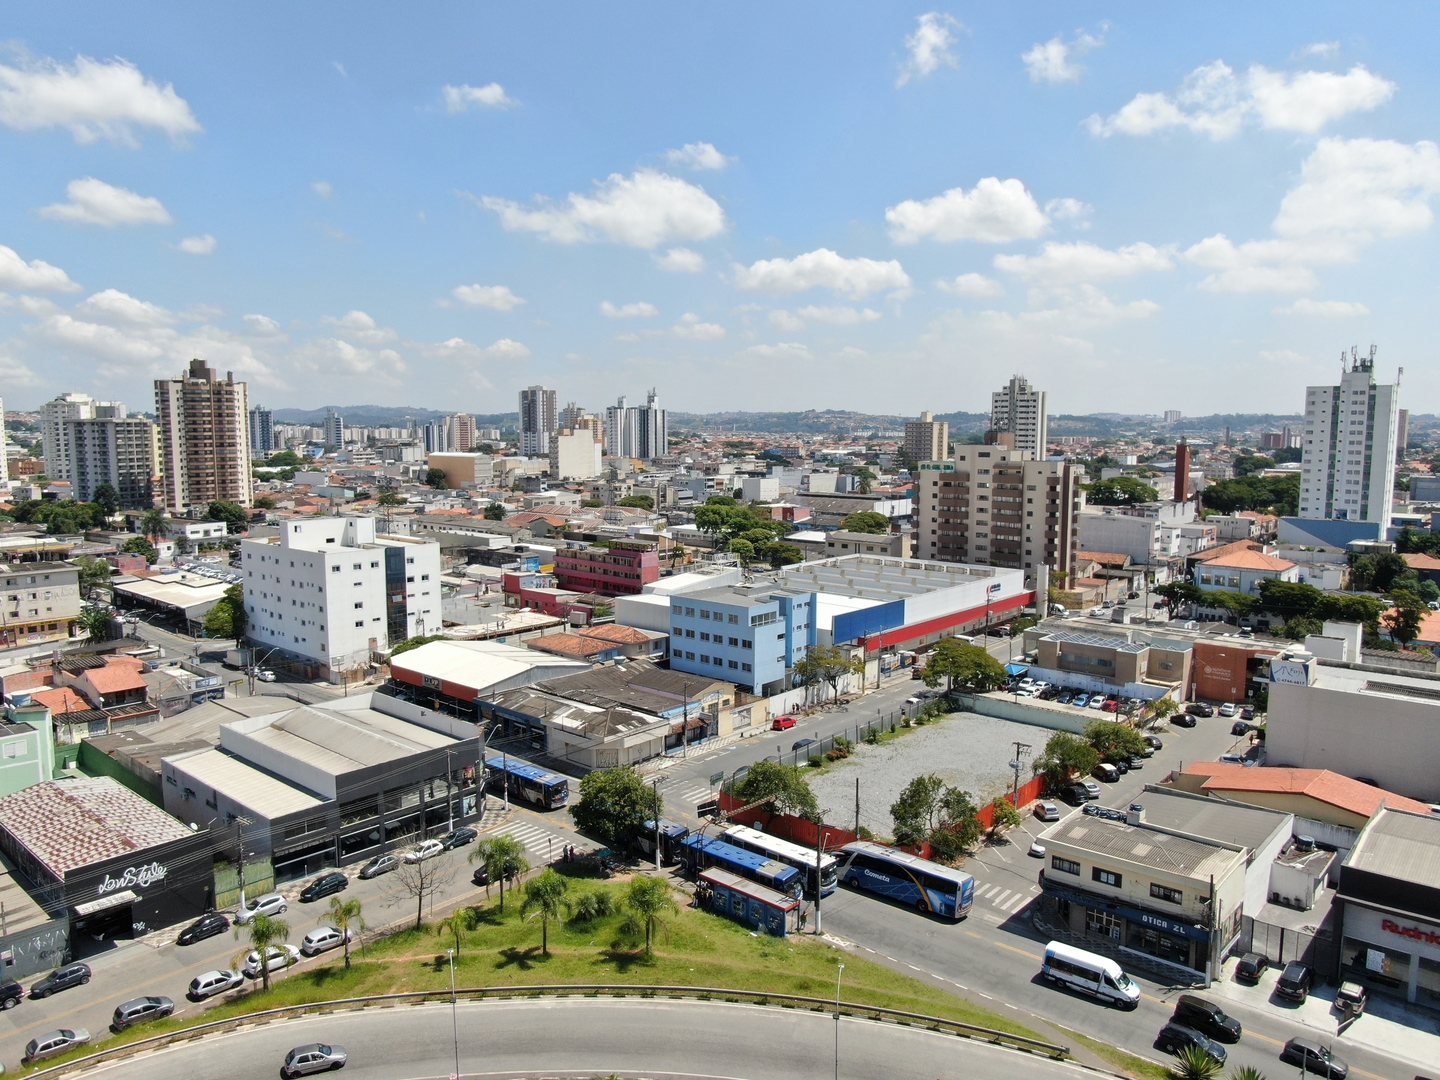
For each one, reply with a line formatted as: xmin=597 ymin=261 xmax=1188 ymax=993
xmin=990 ymin=375 xmax=1048 ymax=459
xmin=1298 ymin=348 xmax=1400 ymax=525
xmin=154 ymin=359 xmax=252 ymax=511
xmin=518 ymin=386 xmax=557 ymax=456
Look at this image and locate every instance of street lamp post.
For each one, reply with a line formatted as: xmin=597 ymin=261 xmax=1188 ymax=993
xmin=834 ymin=962 xmax=845 ymax=1080
xmin=447 ymin=947 xmax=460 ymax=1080
xmin=652 ymin=777 xmax=664 ymax=872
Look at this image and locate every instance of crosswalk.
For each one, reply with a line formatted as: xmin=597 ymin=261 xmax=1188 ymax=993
xmin=972 ymin=881 xmax=1040 ymax=914
xmin=486 ymin=819 xmax=570 ymax=866
xmin=666 ymin=782 xmax=718 ymax=809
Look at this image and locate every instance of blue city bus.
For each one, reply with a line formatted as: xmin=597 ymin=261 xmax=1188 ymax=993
xmin=679 ymin=834 xmax=803 ymax=897
xmin=836 ymin=840 xmax=975 ymax=919
xmin=721 ymin=824 xmax=838 ymax=898
xmin=484 ymin=756 xmax=569 ymax=810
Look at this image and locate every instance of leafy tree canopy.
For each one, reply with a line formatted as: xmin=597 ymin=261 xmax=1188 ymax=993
xmin=120 ymin=535 xmax=158 ymax=563
xmin=390 ymin=634 xmax=443 ymax=656
xmin=840 ymin=511 xmax=889 ymax=534
xmin=483 ymin=502 xmax=507 ymax=520
xmin=890 ymin=774 xmax=983 ymax=860
xmin=570 ymin=765 xmax=658 ymax=848
xmin=1032 ymin=731 xmax=1100 ymax=793
xmin=1233 ymin=454 xmax=1275 ymax=477
xmin=616 ymin=495 xmax=655 ymax=510
xmin=729 ymin=760 xmax=819 ymax=820
xmin=205 ymin=500 xmax=250 ymax=534
xmin=1085 ymin=476 xmax=1159 ymax=506
xmin=425 ymin=467 xmax=447 ymax=488
xmin=922 ymin=638 xmax=1006 ymax=695
xmin=1201 ymin=474 xmax=1299 ymax=515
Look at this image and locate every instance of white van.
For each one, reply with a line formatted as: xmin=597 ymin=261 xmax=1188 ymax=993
xmin=1040 ymin=941 xmax=1141 ymax=1008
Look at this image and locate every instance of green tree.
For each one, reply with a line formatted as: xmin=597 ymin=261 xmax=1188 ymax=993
xmin=483 ymin=502 xmax=506 ymax=520
xmin=390 ymin=634 xmax=443 ymax=656
xmin=140 ymin=507 xmax=169 ymax=541
xmin=1084 ymin=719 xmax=1150 ymax=761
xmin=570 ymin=765 xmax=657 ymax=849
xmin=1371 ymin=552 xmax=1409 ymax=593
xmin=205 ymin=500 xmax=251 ymax=534
xmin=91 ymin=482 xmax=120 ymax=516
xmin=1226 ymin=1067 xmax=1267 ymax=1080
xmin=253 ymin=495 xmax=276 ymax=510
xmin=840 ymin=511 xmax=889 ymax=534
xmin=921 ymin=638 xmax=1006 ymax=696
xmin=1085 ymin=476 xmax=1159 ymax=506
xmin=705 ymin=494 xmax=736 ymax=506
xmin=1149 ymin=697 xmax=1180 ymax=723
xmin=77 ymin=606 xmax=113 ymax=644
xmin=987 ymin=796 xmax=1022 ymax=840
xmin=232 ymin=912 xmax=291 ymax=993
xmin=120 ymin=535 xmax=159 ymax=563
xmin=1032 ymin=731 xmax=1100 ymax=792
xmin=727 ymin=538 xmax=755 ymax=566
xmin=203 ymin=583 xmax=247 ymax=638
xmin=850 ymin=467 xmax=877 ymax=494
xmin=521 ymin=868 xmax=569 ymax=956
xmin=1281 ymin=616 xmax=1323 ymax=640
xmin=616 ymin=495 xmax=655 ymax=510
xmin=890 ymin=776 xmax=982 ymax=860
xmin=622 ymin=875 xmax=678 ymax=958
xmin=1383 ymin=590 xmax=1428 ymax=647
xmin=566 ymin=890 xmax=614 ymax=924
xmin=763 ymin=542 xmax=804 ymax=568
xmin=1008 ymin=616 xmax=1038 ymax=638
xmin=327 ymin=896 xmax=365 ymax=969
xmin=264 ymin=450 xmax=304 ymax=468
xmin=1200 ymin=474 xmax=1299 ymax=516
xmin=377 ymin=491 xmax=405 ymax=507
xmin=1233 ymin=454 xmax=1275 ymax=477
xmin=425 ymin=467 xmax=448 ymax=488
xmin=792 ymin=645 xmax=866 ymax=702
xmin=471 ymin=834 xmax=528 ymax=912
xmin=434 ymin=905 xmax=479 ymax=956
xmin=1171 ymin=1043 xmax=1223 ymax=1080
xmin=74 ymin=555 xmax=113 ymax=599
xmin=729 ymin=760 xmax=820 ymax=819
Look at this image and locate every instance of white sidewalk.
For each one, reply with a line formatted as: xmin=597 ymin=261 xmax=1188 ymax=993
xmin=1206 ymin=955 xmax=1440 ymax=1075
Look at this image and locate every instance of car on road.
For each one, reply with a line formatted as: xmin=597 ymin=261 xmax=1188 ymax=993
xmin=282 ymin=1043 xmax=348 ymax=1077
xmin=177 ymin=910 xmax=229 ymax=945
xmin=1088 ymin=694 xmax=1107 ymax=709
xmin=1058 ymin=784 xmax=1089 ymax=806
xmin=771 ymin=715 xmax=797 ymax=730
xmin=300 ymin=926 xmax=352 ymax=957
xmin=1143 ymin=734 xmax=1164 ymax=751
xmin=241 ymin=944 xmax=301 ymax=979
xmin=1028 ymin=840 xmax=1046 ymax=858
xmin=1186 ymin=702 xmax=1214 ymax=717
xmin=439 ymin=827 xmax=478 ymax=850
xmin=1056 ymin=691 xmax=1072 ymax=705
xmin=235 ymin=891 xmax=288 ymax=924
xmin=1335 ymin=980 xmax=1368 ymax=1019
xmin=252 ymin=668 xmax=277 ymax=682
xmin=1219 ymin=752 xmax=1249 ymax=765
xmin=299 ymin=871 xmax=349 ymax=903
xmin=1239 ymin=705 xmax=1256 ymax=721
xmin=1171 ymin=994 xmax=1241 ymax=1042
xmin=791 ymin=738 xmax=816 ymax=753
xmin=112 ymin=995 xmax=175 ymax=1031
xmin=24 ymin=1028 xmax=91 ymax=1063
xmin=1231 ymin=721 xmax=1253 ymax=736
xmin=1033 ymin=801 xmax=1060 ymax=822
xmin=1080 ymin=778 xmax=1102 ymax=799
xmin=0 ymin=977 xmax=23 ymax=1010
xmin=904 ymin=695 xmax=923 ymax=706
xmin=1233 ymin=952 xmax=1268 ymax=983
xmin=1218 ymin=702 xmax=1238 ymax=717
xmin=1280 ymin=1037 xmax=1348 ymax=1078
xmin=1154 ymin=1022 xmax=1226 ymax=1066
xmin=1275 ymin=960 xmax=1313 ymax=1002
xmin=404 ymin=839 xmax=445 ymax=863
xmin=187 ymin=969 xmax=244 ymax=1000
xmin=358 ymin=853 xmax=398 ymax=879
xmin=29 ymin=962 xmax=91 ymax=998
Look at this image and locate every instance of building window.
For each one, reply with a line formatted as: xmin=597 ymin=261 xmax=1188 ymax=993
xmin=1093 ymin=868 xmax=1122 ymax=888
xmin=1051 ymin=856 xmax=1080 ymax=875
xmin=728 ymin=613 xmax=739 ymax=624
xmin=700 ymin=610 xmax=711 ymax=619
xmin=699 ymin=654 xmax=709 ymax=663
xmin=354 ymin=602 xmax=364 ymax=609
xmin=700 ymin=632 xmax=710 ymax=642
xmin=355 ymin=620 xmax=364 ymax=627
xmin=741 ymin=662 xmax=752 ymax=672
xmin=1149 ymin=883 xmax=1182 ymax=905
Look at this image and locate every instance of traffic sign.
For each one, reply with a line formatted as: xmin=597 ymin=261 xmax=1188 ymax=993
xmin=709 ymin=771 xmax=725 ymax=786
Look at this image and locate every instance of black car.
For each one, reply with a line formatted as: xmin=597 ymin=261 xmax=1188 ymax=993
xmin=792 ymin=738 xmax=816 ymax=752
xmin=1231 ymin=721 xmax=1252 ymax=736
xmin=30 ymin=962 xmax=91 ymax=999
xmin=1171 ymin=712 xmax=1197 ymax=728
xmin=1276 ymin=960 xmax=1313 ymax=1002
xmin=1186 ymin=702 xmax=1215 ymax=717
xmin=177 ymin=911 xmax=230 ymax=946
xmin=1155 ymin=1022 xmax=1226 ymax=1066
xmin=1058 ymin=783 xmax=1090 ymax=806
xmin=1233 ymin=951 xmax=1268 ymax=983
xmin=1105 ymin=758 xmax=1130 ymax=774
xmin=1280 ymin=1038 xmax=1348 ymax=1078
xmin=471 ymin=865 xmax=490 ymax=887
xmin=0 ymin=977 xmax=23 ymax=1010
xmin=1171 ymin=994 xmax=1242 ymax=1043
xmin=439 ymin=827 xmax=478 ymax=850
xmin=1143 ymin=734 xmax=1164 ymax=751
xmin=299 ymin=871 xmax=349 ymax=903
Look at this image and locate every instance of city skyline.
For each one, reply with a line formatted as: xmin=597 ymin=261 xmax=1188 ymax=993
xmin=1 ymin=5 xmax=1438 ymax=418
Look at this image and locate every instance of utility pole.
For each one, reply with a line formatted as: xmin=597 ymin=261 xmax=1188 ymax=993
xmin=853 ymin=777 xmax=860 ymax=838
xmin=1010 ymin=741 xmax=1031 ymax=803
xmin=652 ymin=777 xmax=664 ymax=872
xmin=234 ymin=815 xmax=253 ymax=911
xmin=813 ymin=807 xmax=830 ymax=935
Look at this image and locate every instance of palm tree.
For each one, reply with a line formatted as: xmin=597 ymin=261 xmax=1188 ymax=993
xmin=233 ymin=913 xmax=291 ymax=993
xmin=77 ymin=606 xmax=112 ymax=644
xmin=471 ymin=835 xmax=528 ymax=913
xmin=140 ymin=507 xmax=169 ymax=542
xmin=434 ymin=906 xmax=478 ymax=956
xmin=520 ymin=869 xmax=569 ymax=956
xmin=1171 ymin=1043 xmax=1223 ymax=1080
xmin=622 ymin=876 xmax=678 ymax=959
xmin=327 ymin=896 xmax=365 ymax=969
xmin=1227 ymin=1068 xmax=1267 ymax=1080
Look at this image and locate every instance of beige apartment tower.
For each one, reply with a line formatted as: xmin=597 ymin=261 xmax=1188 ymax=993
xmin=904 ymin=411 xmax=950 ymax=463
xmin=915 ymin=444 xmax=1080 ymax=580
xmin=990 ymin=374 xmax=1048 ymax=458
xmin=154 ymin=359 xmax=252 ymax=511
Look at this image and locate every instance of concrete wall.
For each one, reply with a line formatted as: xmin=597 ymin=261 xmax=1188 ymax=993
xmin=970 ymin=694 xmax=1092 ymax=734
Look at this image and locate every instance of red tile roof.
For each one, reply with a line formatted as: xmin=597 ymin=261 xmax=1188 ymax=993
xmin=578 ymin=624 xmax=653 ymax=645
xmin=1202 ymin=549 xmax=1296 ymax=572
xmin=1183 ymin=762 xmax=1431 ymax=817
xmin=525 ymin=633 xmax=616 ymax=658
xmin=82 ymin=657 xmax=148 ymax=694
xmin=30 ymin=687 xmax=89 ymax=714
xmin=1402 ymin=553 xmax=1440 ymax=572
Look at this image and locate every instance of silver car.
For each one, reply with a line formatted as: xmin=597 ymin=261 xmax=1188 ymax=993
xmin=24 ymin=1027 xmax=91 ymax=1063
xmin=282 ymin=1043 xmax=348 ymax=1077
xmin=235 ymin=891 xmax=288 ymax=924
xmin=188 ymin=969 xmax=244 ymax=1000
xmin=300 ymin=926 xmax=352 ymax=956
xmin=241 ymin=944 xmax=300 ymax=979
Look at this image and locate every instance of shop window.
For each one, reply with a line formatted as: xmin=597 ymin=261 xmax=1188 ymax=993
xmin=1051 ymin=856 xmax=1080 ymax=875
xmin=1085 ymin=908 xmax=1121 ymax=941
xmin=1150 ymin=883 xmax=1183 ymax=905
xmin=1092 ymin=867 xmax=1122 ymax=888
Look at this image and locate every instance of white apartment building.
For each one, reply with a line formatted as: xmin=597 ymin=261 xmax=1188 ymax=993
xmin=40 ymin=392 xmax=124 ymax=480
xmin=240 ymin=517 xmax=443 ymax=680
xmin=991 ymin=374 xmax=1048 ymax=458
xmin=1299 ymin=349 xmax=1400 ymax=525
xmin=604 ymin=390 xmax=668 ymax=460
xmin=549 ymin=431 xmax=602 ymax=480
xmin=65 ymin=416 xmax=159 ymax=508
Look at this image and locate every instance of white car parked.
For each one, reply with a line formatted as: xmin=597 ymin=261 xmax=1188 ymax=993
xmin=300 ymin=926 xmax=352 ymax=957
xmin=241 ymin=944 xmax=300 ymax=979
xmin=235 ymin=892 xmax=288 ymax=924
xmin=404 ymin=839 xmax=445 ymax=864
xmin=188 ymin=969 xmax=244 ymax=1000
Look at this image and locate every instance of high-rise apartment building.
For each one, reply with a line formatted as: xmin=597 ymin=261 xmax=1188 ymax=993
xmin=1173 ymin=439 xmax=1192 ymax=503
xmin=904 ymin=411 xmax=950 ymax=463
xmin=249 ymin=405 xmax=275 ymax=457
xmin=1298 ymin=348 xmax=1400 ymax=525
xmin=40 ymin=392 xmax=123 ymax=479
xmin=604 ymin=396 xmax=631 ymax=458
xmin=1397 ymin=408 xmax=1410 ymax=465
xmin=519 ymin=386 xmax=557 ymax=456
xmin=449 ymin=413 xmax=476 ymax=452
xmin=915 ymin=444 xmax=1080 ymax=579
xmin=65 ymin=416 xmax=158 ymax=508
xmin=603 ymin=390 xmax=667 ymax=460
xmin=559 ymin=402 xmax=588 ymax=430
xmin=990 ymin=375 xmax=1048 ymax=458
xmin=323 ymin=409 xmax=345 ymax=448
xmin=154 ymin=359 xmax=253 ymax=511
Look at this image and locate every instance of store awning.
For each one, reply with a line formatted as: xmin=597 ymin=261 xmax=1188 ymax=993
xmin=72 ymin=890 xmax=138 ymax=918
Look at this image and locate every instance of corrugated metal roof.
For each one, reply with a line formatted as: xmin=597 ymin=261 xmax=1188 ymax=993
xmin=1045 ymin=815 xmax=1243 ymax=881
xmin=241 ymin=705 xmax=454 ymax=775
xmin=167 ymin=748 xmax=327 ymax=818
xmin=1346 ymin=808 xmax=1440 ymax=890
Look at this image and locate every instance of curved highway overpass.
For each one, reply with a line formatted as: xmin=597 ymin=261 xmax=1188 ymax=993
xmin=84 ymin=998 xmax=1096 ymax=1079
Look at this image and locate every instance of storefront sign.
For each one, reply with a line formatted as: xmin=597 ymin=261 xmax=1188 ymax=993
xmin=1381 ymin=918 xmax=1440 ymax=945
xmin=1268 ymin=659 xmax=1312 ymax=686
xmin=97 ymin=861 xmax=168 ymax=896
xmin=422 ymin=674 xmax=442 ymax=689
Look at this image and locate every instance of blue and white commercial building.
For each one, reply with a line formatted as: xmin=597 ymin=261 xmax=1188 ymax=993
xmin=668 ymin=586 xmax=817 ymax=696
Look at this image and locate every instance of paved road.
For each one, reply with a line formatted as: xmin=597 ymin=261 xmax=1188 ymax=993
xmin=82 ymin=998 xmax=1097 ymax=1080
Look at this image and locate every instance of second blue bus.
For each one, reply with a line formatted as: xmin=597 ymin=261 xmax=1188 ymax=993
xmin=484 ymin=756 xmax=569 ymax=810
xmin=836 ymin=841 xmax=975 ymax=919
xmin=679 ymin=834 xmax=803 ymax=898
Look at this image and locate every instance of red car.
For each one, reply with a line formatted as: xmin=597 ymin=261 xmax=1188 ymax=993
xmin=771 ymin=715 xmax=797 ymax=730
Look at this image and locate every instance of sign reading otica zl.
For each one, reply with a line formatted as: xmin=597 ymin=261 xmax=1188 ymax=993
xmin=97 ymin=861 xmax=168 ymax=896
xmin=1269 ymin=659 xmax=1313 ymax=686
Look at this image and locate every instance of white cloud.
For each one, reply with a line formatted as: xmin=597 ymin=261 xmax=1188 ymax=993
xmin=0 ymin=53 xmax=201 ymax=145
xmin=613 ymin=331 xmax=641 ymax=343
xmin=1274 ymin=137 xmax=1440 ymax=244
xmin=1296 ymin=41 xmax=1341 ymax=60
xmin=654 ymin=246 xmax=705 ymax=272
xmin=38 ymin=177 xmax=172 ymax=226
xmin=995 ymin=241 xmax=1174 ymax=286
xmin=312 ymin=180 xmax=333 ymax=198
xmin=734 ymin=248 xmax=911 ymax=298
xmin=243 ymin=314 xmax=283 ymax=336
xmin=31 ymin=312 xmax=167 ymax=364
xmin=665 ymin=142 xmax=733 ymax=170
xmin=0 ymin=353 xmax=42 ymax=387
xmin=936 ymin=272 xmax=1004 ymax=297
xmin=897 ymin=12 xmax=963 ymax=87
xmin=176 ymin=234 xmax=216 ymax=255
xmin=0 ymin=293 xmax=61 ymax=316
xmin=797 ymin=305 xmax=882 ymax=325
xmin=0 ymin=244 xmax=80 ymax=292
xmin=767 ymin=310 xmax=806 ymax=333
xmin=75 ymin=288 xmax=176 ymax=327
xmin=1019 ymin=284 xmax=1161 ymax=324
xmin=1022 ymin=30 xmax=1103 ymax=84
xmin=442 ymin=83 xmax=516 ymax=112
xmin=886 ymin=177 xmax=1050 ymax=244
xmin=322 ymin=310 xmax=399 ymax=345
xmin=672 ymin=313 xmax=726 ymax=341
xmin=452 ymin=284 xmax=526 ymax=311
xmin=1085 ymin=61 xmax=1394 ymax=139
xmin=1274 ymin=298 xmax=1371 ymax=317
xmin=292 ymin=338 xmax=407 ymax=382
xmin=478 ymin=337 xmax=531 ymax=361
xmin=1182 ymin=235 xmax=1320 ymax=294
xmin=1045 ymin=197 xmax=1092 ymax=223
xmin=741 ymin=342 xmax=815 ymax=363
xmin=600 ymin=300 xmax=659 ymax=318
xmin=1259 ymin=348 xmax=1309 ymax=366
xmin=478 ymin=169 xmax=725 ymax=248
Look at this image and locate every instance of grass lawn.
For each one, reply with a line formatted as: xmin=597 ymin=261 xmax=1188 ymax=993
xmin=1058 ymin=1026 xmax=1173 ymax=1080
xmin=22 ymin=877 xmax=1058 ymax=1072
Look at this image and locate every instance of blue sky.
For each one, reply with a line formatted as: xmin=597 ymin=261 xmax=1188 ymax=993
xmin=2 ymin=4 xmax=1437 ymax=418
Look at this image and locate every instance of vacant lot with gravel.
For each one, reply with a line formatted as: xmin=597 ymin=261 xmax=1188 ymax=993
xmin=808 ymin=710 xmax=1050 ymax=838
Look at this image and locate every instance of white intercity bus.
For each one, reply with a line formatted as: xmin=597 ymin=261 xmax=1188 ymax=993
xmin=1040 ymin=941 xmax=1141 ymax=1009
